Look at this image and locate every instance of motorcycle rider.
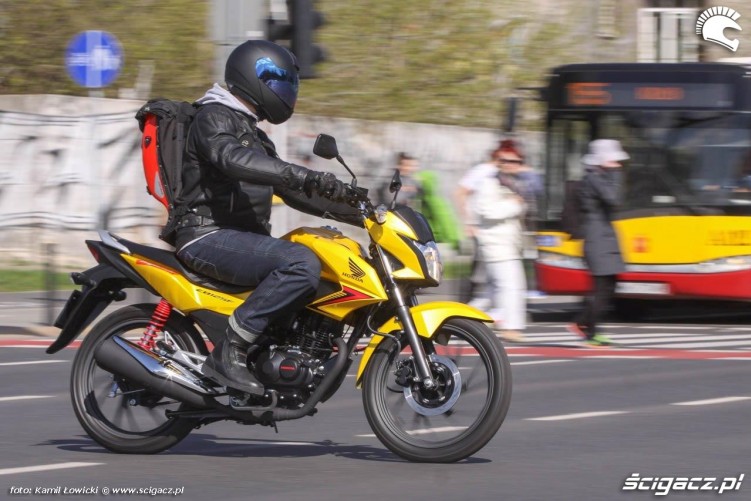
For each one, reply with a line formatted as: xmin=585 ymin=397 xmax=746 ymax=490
xmin=173 ymin=40 xmax=356 ymax=394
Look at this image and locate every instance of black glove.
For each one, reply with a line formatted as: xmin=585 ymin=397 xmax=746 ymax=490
xmin=303 ymin=171 xmax=347 ymax=202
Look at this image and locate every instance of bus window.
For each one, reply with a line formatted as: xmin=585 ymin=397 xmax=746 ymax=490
xmin=546 ymin=117 xmax=589 ymax=219
xmin=679 ymin=116 xmax=751 ymax=200
xmin=593 ymin=112 xmax=751 ymax=211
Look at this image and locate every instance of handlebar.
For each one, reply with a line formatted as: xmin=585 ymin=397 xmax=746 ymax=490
xmin=343 ymin=185 xmax=372 ymax=211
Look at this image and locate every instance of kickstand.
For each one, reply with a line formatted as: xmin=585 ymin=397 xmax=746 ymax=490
xmin=273 ymin=422 xmax=279 ymax=434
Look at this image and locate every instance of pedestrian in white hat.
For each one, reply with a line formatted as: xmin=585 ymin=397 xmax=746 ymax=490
xmin=568 ymin=139 xmax=629 ymax=347
xmin=582 ymin=139 xmax=630 ymax=167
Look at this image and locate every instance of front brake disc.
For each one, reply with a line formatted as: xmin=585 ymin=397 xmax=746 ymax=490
xmin=403 ymin=354 xmax=462 ymax=416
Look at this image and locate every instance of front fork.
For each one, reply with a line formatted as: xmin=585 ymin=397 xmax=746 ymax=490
xmin=375 ymin=246 xmax=437 ymax=389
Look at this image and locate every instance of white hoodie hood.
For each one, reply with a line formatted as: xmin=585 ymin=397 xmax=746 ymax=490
xmin=195 ymin=83 xmax=258 ymax=120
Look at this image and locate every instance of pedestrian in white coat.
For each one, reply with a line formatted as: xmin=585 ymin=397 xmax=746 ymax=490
xmin=469 ymin=142 xmax=528 ymax=342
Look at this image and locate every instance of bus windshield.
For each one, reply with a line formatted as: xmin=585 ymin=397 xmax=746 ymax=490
xmin=548 ymin=111 xmax=751 ymax=217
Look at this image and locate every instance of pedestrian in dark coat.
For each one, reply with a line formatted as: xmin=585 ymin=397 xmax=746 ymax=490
xmin=568 ymin=139 xmax=629 ymax=347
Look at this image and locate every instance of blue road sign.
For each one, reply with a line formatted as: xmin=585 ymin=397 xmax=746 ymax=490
xmin=65 ymin=31 xmax=123 ymax=88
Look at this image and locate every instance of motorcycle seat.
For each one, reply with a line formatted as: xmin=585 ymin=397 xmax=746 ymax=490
xmin=110 ymin=235 xmax=252 ymax=295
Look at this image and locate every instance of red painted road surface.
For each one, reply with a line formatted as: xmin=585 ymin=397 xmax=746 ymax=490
xmin=4 ymin=339 xmax=751 ymax=361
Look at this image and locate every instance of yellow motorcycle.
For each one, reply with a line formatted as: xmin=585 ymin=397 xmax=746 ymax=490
xmin=48 ymin=134 xmax=511 ymax=463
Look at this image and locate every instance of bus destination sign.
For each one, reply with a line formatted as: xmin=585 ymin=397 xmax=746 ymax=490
xmin=565 ymin=82 xmax=733 ymax=109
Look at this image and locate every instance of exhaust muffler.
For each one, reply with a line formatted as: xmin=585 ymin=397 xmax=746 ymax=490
xmin=94 ymin=335 xmax=352 ymax=424
xmin=94 ymin=336 xmax=220 ymax=410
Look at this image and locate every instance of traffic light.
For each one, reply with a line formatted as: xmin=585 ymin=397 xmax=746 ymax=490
xmin=266 ymin=1 xmax=326 ymax=79
xmin=289 ymin=0 xmax=326 ymax=79
xmin=266 ymin=9 xmax=293 ymax=46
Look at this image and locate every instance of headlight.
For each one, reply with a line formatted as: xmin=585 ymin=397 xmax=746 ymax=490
xmin=628 ymin=255 xmax=751 ymax=274
xmin=537 ymin=251 xmax=587 ymax=270
xmin=692 ymin=255 xmax=751 ymax=273
xmin=415 ymin=241 xmax=443 ymax=282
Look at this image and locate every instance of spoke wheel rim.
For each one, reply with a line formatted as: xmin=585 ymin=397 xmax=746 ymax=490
xmin=80 ymin=321 xmax=189 ymax=437
xmin=374 ymin=325 xmax=494 ymax=448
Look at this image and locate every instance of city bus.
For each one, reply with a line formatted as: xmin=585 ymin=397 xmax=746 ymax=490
xmin=535 ymin=62 xmax=751 ymax=304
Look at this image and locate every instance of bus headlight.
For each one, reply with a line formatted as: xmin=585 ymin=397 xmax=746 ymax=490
xmin=696 ymin=255 xmax=751 ymax=273
xmin=537 ymin=251 xmax=587 ymax=270
xmin=416 ymin=241 xmax=443 ymax=282
xmin=627 ymin=256 xmax=751 ymax=273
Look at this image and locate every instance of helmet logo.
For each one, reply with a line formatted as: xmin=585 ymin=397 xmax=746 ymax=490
xmin=696 ymin=6 xmax=742 ymax=52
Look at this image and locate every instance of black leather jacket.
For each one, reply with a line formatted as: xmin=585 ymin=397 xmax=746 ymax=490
xmin=174 ymin=103 xmax=360 ymax=248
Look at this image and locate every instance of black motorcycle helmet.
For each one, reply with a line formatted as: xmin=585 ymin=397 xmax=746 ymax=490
xmin=225 ymin=40 xmax=300 ymax=124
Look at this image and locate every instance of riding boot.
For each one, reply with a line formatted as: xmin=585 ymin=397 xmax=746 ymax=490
xmin=202 ymin=328 xmax=264 ymax=395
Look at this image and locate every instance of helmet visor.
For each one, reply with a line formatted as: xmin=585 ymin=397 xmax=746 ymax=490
xmin=256 ymin=57 xmax=299 ymax=110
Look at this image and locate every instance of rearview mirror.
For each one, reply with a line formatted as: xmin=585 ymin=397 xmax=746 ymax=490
xmin=389 ymin=169 xmax=402 ymax=193
xmin=313 ymin=134 xmax=339 ymax=160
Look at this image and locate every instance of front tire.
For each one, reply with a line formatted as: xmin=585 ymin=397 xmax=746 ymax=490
xmin=362 ymin=318 xmax=512 ymax=462
xmin=70 ymin=304 xmax=205 ymax=454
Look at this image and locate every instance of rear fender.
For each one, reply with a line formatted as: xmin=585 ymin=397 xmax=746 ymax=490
xmin=355 ymin=301 xmax=492 ymax=386
xmin=89 ymin=241 xmax=159 ymax=296
xmin=46 ymin=263 xmax=131 ymax=354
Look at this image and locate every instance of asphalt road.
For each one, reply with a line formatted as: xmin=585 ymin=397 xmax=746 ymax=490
xmin=1 ymin=315 xmax=751 ymax=500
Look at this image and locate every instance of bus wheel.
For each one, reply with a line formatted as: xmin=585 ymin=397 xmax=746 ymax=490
xmin=613 ymin=299 xmax=651 ymax=321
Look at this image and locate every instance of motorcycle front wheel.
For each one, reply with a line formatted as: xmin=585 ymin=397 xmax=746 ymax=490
xmin=70 ymin=304 xmax=206 ymax=454
xmin=363 ymin=318 xmax=511 ymax=463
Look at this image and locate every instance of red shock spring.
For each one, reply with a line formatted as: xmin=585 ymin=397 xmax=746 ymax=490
xmin=138 ymin=299 xmax=173 ymax=350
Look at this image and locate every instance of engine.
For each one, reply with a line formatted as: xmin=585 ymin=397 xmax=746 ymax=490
xmin=285 ymin=309 xmax=343 ymax=360
xmin=254 ymin=347 xmax=320 ymax=388
xmin=253 ymin=310 xmax=343 ymax=394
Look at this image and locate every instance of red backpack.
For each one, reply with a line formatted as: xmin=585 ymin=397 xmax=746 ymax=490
xmin=135 ymin=99 xmax=197 ymax=244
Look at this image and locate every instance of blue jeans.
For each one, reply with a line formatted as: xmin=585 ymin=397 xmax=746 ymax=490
xmin=176 ymin=229 xmax=321 ymax=342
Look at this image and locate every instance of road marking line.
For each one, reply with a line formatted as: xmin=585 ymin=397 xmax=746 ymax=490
xmin=585 ymin=356 xmax=659 ymax=359
xmin=511 ymin=359 xmax=573 ymax=366
xmin=1 ymin=346 xmax=49 ymax=349
xmin=621 ymin=334 xmax=751 ymax=343
xmin=523 ymin=332 xmax=751 ymax=342
xmin=357 ymin=426 xmax=468 ymax=438
xmin=514 ymin=335 xmax=586 ymax=342
xmin=698 ymin=349 xmax=751 ymax=353
xmin=0 ymin=360 xmax=66 ymax=366
xmin=643 ymin=340 xmax=751 ymax=349
xmin=671 ymin=396 xmax=751 ymax=406
xmin=406 ymin=426 xmax=467 ymax=435
xmin=527 ymin=411 xmax=628 ymax=421
xmin=518 ymin=334 xmax=751 ymax=348
xmin=0 ymin=395 xmax=54 ymax=402
xmin=630 ymin=325 xmax=709 ymax=330
xmin=0 ymin=462 xmax=103 ymax=476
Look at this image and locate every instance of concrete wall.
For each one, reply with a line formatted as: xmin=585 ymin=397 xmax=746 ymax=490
xmin=0 ymin=94 xmax=542 ymax=268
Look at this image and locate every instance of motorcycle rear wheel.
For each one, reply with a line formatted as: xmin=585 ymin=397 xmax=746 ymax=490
xmin=363 ymin=318 xmax=511 ymax=463
xmin=70 ymin=304 xmax=205 ymax=454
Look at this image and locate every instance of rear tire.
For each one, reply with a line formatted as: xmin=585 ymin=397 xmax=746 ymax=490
xmin=70 ymin=304 xmax=205 ymax=454
xmin=363 ymin=318 xmax=511 ymax=462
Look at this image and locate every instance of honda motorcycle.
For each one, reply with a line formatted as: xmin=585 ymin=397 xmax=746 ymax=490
xmin=48 ymin=134 xmax=511 ymax=463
